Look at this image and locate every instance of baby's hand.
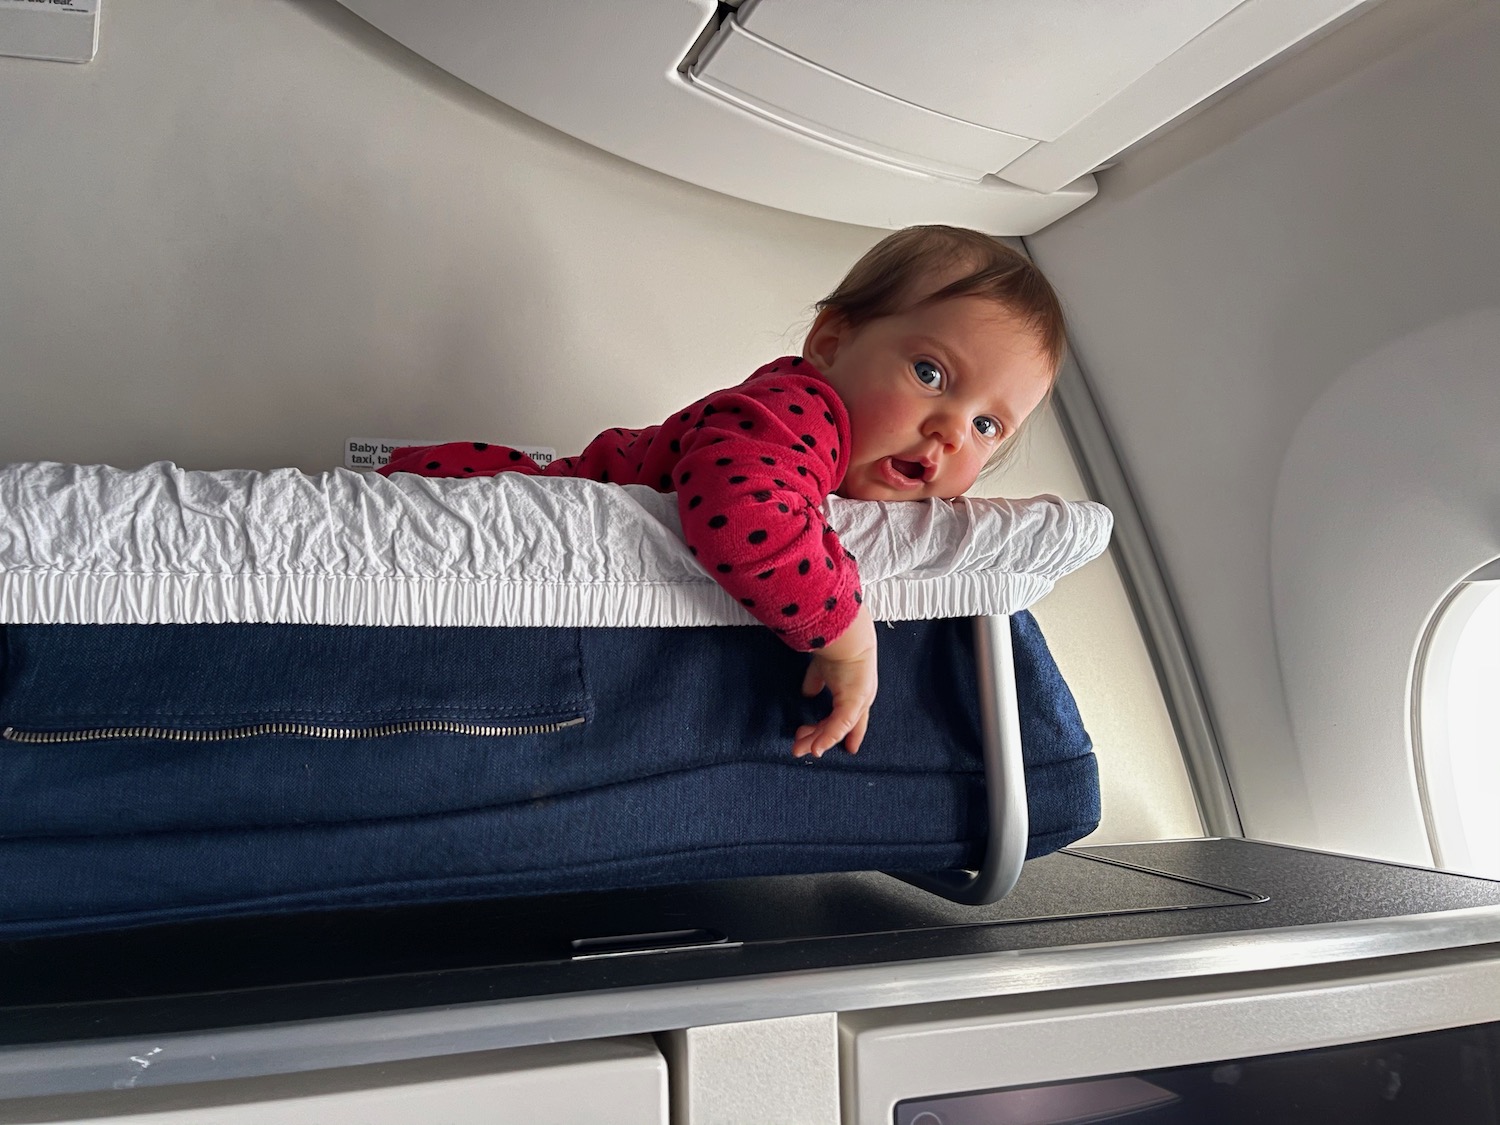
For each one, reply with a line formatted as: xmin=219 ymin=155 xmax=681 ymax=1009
xmin=793 ymin=605 xmax=878 ymax=759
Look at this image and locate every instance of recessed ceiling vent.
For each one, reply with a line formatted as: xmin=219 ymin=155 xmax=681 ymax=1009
xmin=689 ymin=12 xmax=1037 ymax=182
xmin=688 ymin=0 xmax=1378 ymax=192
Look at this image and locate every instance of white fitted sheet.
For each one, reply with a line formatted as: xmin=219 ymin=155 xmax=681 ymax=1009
xmin=0 ymin=462 xmax=1112 ymax=627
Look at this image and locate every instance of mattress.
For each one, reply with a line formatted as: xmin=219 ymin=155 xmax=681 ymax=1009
xmin=0 ymin=614 xmax=1100 ymax=939
xmin=0 ymin=461 xmax=1112 ymax=628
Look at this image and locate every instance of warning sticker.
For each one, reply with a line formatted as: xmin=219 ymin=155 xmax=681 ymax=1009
xmin=0 ymin=0 xmax=98 ymax=14
xmin=0 ymin=0 xmax=99 ymax=64
xmin=345 ymin=438 xmax=556 ymax=472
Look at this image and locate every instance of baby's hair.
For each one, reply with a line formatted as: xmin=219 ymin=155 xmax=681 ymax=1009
xmin=816 ymin=224 xmax=1066 ymax=374
xmin=816 ymin=224 xmax=1068 ymax=475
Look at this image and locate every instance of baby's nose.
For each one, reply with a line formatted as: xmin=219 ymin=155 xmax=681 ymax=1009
xmin=926 ymin=414 xmax=965 ymax=451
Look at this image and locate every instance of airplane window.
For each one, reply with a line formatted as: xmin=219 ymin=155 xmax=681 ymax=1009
xmin=1416 ymin=564 xmax=1500 ymax=878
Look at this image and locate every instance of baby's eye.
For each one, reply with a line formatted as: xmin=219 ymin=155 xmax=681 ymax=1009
xmin=912 ymin=360 xmax=942 ymax=389
xmin=974 ymin=416 xmax=1001 ymax=439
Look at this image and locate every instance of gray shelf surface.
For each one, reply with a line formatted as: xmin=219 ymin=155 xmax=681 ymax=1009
xmin=5 ymin=838 xmax=1500 ymax=1098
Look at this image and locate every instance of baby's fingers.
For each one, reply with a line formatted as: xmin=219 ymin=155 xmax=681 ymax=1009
xmin=792 ymin=700 xmax=872 ymax=757
xmin=793 ymin=723 xmax=819 ymax=759
xmin=792 ymin=720 xmax=836 ymax=759
xmin=834 ymin=705 xmax=876 ymax=759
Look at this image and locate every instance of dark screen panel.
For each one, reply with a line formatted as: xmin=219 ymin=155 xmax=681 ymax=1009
xmin=896 ymin=1019 xmax=1500 ymax=1124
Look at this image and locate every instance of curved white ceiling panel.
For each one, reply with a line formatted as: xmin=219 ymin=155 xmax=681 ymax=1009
xmin=332 ymin=0 xmax=1383 ymax=233
xmin=331 ymin=0 xmax=1095 ymax=235
xmin=691 ymin=19 xmax=1037 ymax=182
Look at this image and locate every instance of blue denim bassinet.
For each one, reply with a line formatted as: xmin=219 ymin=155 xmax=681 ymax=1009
xmin=0 ymin=611 xmax=1098 ymax=939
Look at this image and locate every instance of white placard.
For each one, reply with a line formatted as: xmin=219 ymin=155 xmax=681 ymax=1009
xmin=345 ymin=438 xmax=556 ymax=472
xmin=0 ymin=0 xmax=99 ymax=64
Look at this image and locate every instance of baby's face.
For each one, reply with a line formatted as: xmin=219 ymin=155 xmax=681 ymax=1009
xmin=806 ymin=295 xmax=1054 ymax=501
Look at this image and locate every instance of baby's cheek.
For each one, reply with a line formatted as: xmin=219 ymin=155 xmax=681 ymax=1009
xmin=833 ymin=471 xmax=878 ymax=502
xmin=946 ymin=456 xmax=987 ymax=498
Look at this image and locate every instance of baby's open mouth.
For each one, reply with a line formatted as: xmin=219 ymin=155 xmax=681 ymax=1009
xmin=891 ymin=458 xmax=925 ymax=481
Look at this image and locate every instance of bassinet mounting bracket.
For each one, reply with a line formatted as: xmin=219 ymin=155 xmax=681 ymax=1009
xmin=892 ymin=614 xmax=1030 ymax=906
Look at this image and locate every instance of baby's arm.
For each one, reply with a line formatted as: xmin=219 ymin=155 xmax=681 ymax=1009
xmin=670 ymin=376 xmax=873 ymax=754
xmin=673 ymin=384 xmax=859 ymax=644
xmin=378 ymin=442 xmax=546 ymax=477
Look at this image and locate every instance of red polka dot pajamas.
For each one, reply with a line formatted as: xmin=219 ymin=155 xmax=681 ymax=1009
xmin=378 ymin=358 xmax=865 ymax=651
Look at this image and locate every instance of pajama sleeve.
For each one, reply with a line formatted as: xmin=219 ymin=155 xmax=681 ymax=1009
xmin=672 ymin=373 xmax=863 ymax=651
xmin=378 ymin=442 xmax=547 ymax=477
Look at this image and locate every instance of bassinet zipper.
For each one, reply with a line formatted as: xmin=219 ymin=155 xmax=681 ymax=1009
xmin=0 ymin=716 xmax=586 ymax=744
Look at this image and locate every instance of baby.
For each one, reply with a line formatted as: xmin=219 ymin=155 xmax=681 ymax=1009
xmin=380 ymin=225 xmax=1066 ymax=760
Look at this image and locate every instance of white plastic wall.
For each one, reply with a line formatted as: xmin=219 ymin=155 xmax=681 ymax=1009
xmin=1028 ymin=0 xmax=1500 ymax=862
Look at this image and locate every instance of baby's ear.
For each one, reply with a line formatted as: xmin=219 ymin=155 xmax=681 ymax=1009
xmin=802 ymin=307 xmax=850 ymax=369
